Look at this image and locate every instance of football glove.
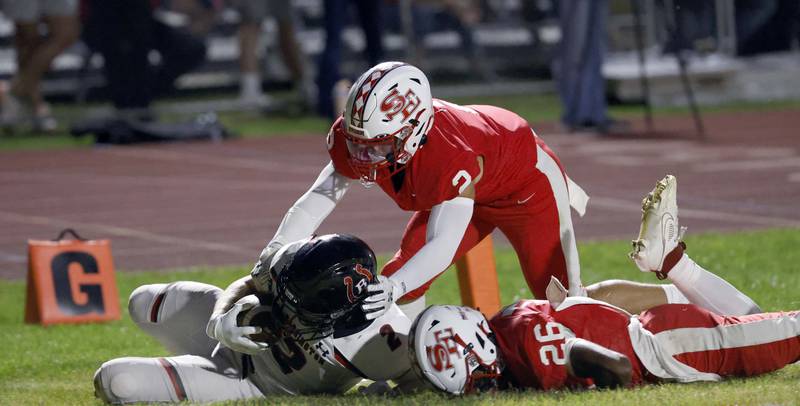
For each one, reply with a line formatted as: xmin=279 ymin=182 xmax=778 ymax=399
xmin=206 ymin=295 xmax=270 ymax=355
xmin=362 ymin=275 xmax=404 ymax=320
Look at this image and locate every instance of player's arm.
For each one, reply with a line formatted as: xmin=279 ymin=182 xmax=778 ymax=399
xmin=363 ymin=159 xmax=483 ymax=319
xmin=251 ymin=161 xmax=352 ymax=290
xmin=211 ymin=275 xmax=258 ymax=316
xmin=566 ymin=338 xmax=632 ymax=388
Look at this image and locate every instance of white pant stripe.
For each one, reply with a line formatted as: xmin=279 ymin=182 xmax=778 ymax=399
xmin=654 ymin=313 xmax=800 ymax=356
xmin=534 ymin=143 xmax=582 ymax=295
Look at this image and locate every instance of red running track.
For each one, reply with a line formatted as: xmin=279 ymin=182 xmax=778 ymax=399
xmin=1 ymin=109 xmax=799 ymax=279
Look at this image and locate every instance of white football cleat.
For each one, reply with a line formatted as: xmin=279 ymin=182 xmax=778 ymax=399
xmin=629 ymin=175 xmax=687 ymax=278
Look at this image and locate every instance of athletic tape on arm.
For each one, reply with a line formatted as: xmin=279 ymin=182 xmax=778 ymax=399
xmin=270 ymin=162 xmax=352 ymax=246
xmin=390 ymin=197 xmax=474 ymax=295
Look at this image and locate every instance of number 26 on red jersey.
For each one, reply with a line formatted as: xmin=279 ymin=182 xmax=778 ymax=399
xmin=533 ymin=322 xmax=567 ymax=366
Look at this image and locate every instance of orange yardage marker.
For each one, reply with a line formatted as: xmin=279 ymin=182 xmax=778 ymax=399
xmin=455 ymin=235 xmax=501 ymax=316
xmin=25 ymin=233 xmax=120 ymax=325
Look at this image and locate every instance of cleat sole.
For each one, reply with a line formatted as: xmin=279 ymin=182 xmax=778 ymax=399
xmin=629 ymin=175 xmax=675 ymax=261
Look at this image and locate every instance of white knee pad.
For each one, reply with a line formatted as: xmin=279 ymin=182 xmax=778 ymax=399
xmin=95 ymin=355 xmax=263 ymax=403
xmin=93 ymin=364 xmax=114 ymax=404
xmin=128 ymin=282 xmax=223 ymax=355
xmin=128 ymin=284 xmax=168 ymax=325
xmin=128 ymin=282 xmax=221 ymax=325
xmin=94 ymin=358 xmax=174 ymax=404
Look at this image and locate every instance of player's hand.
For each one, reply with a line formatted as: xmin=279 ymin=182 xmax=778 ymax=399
xmin=250 ymin=240 xmax=284 ymax=292
xmin=206 ymin=295 xmax=270 ymax=355
xmin=362 ymin=275 xmax=404 ymax=320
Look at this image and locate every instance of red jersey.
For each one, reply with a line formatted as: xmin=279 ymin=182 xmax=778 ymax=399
xmin=489 ymin=298 xmax=646 ymax=390
xmin=327 ymin=99 xmax=563 ymax=211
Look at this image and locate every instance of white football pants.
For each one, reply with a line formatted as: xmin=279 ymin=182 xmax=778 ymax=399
xmin=93 ymin=282 xmax=264 ymax=404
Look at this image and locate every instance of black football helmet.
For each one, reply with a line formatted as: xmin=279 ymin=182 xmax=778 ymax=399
xmin=272 ymin=234 xmax=378 ymax=341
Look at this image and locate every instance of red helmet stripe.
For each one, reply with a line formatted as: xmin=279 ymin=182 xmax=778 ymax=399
xmin=350 ymin=63 xmax=405 ymax=131
xmin=354 ymin=263 xmax=373 ymax=281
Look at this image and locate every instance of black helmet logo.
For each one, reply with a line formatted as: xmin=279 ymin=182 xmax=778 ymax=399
xmin=344 ymin=263 xmax=374 ymax=303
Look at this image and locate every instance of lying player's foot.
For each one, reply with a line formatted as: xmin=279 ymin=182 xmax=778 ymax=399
xmin=629 ymin=175 xmax=687 ymax=279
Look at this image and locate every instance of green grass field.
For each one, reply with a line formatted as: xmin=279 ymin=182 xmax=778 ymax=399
xmin=1 ymin=228 xmax=799 ymax=405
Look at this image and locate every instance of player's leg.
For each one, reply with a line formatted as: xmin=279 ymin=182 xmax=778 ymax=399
xmin=128 ymin=281 xmax=221 ymax=355
xmin=585 ymin=279 xmax=684 ymax=314
xmin=588 ymin=175 xmax=759 ymax=314
xmin=381 ymin=210 xmax=494 ymax=319
xmin=640 ymin=304 xmax=800 ymax=378
xmin=94 ymin=353 xmax=263 ymax=403
xmin=269 ymin=0 xmax=306 ymax=84
xmin=234 ymin=0 xmax=269 ymax=107
xmin=495 ymin=142 xmax=582 ymax=298
xmin=665 ymin=254 xmax=761 ymax=315
xmin=316 ymin=0 xmax=346 ymax=117
xmin=629 ymin=175 xmax=761 ymax=315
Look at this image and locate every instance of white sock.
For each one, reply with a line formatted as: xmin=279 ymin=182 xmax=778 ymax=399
xmin=398 ymin=295 xmax=427 ymax=322
xmin=661 ymin=284 xmax=690 ymax=304
xmin=240 ymin=73 xmax=262 ymax=99
xmin=667 ymin=254 xmax=761 ymax=316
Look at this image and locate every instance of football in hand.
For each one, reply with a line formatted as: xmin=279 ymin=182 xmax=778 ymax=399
xmin=236 ymin=302 xmax=278 ymax=344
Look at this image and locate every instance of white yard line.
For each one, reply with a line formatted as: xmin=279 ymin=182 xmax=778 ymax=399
xmin=0 ymin=171 xmax=310 ymax=192
xmin=0 ymin=250 xmax=26 ymax=263
xmin=695 ymin=157 xmax=800 ymax=172
xmin=104 ymin=147 xmax=322 ymax=174
xmin=0 ymin=210 xmax=252 ymax=255
xmin=589 ymin=197 xmax=800 ymax=228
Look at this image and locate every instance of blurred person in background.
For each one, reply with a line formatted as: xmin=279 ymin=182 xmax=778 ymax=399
xmin=81 ymin=0 xmax=207 ymax=119
xmin=553 ymin=0 xmax=626 ymax=134
xmin=404 ymin=0 xmax=495 ymax=81
xmin=165 ymin=0 xmax=218 ymax=37
xmin=735 ymin=0 xmax=800 ymax=56
xmin=231 ymin=0 xmax=312 ymax=111
xmin=317 ymin=0 xmax=384 ymax=119
xmin=0 ymin=0 xmax=81 ymax=133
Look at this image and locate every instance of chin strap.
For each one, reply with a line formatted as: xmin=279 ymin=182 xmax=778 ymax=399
xmin=655 ymin=241 xmax=687 ymax=280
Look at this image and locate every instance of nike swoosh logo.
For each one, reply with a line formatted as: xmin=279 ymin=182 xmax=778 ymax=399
xmin=517 ymin=192 xmax=536 ymax=204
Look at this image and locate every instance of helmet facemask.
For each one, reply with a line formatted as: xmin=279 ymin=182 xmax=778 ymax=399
xmin=271 ymin=289 xmax=338 ymax=342
xmin=344 ymin=117 xmax=424 ymax=186
xmin=452 ymin=333 xmax=505 ymax=394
